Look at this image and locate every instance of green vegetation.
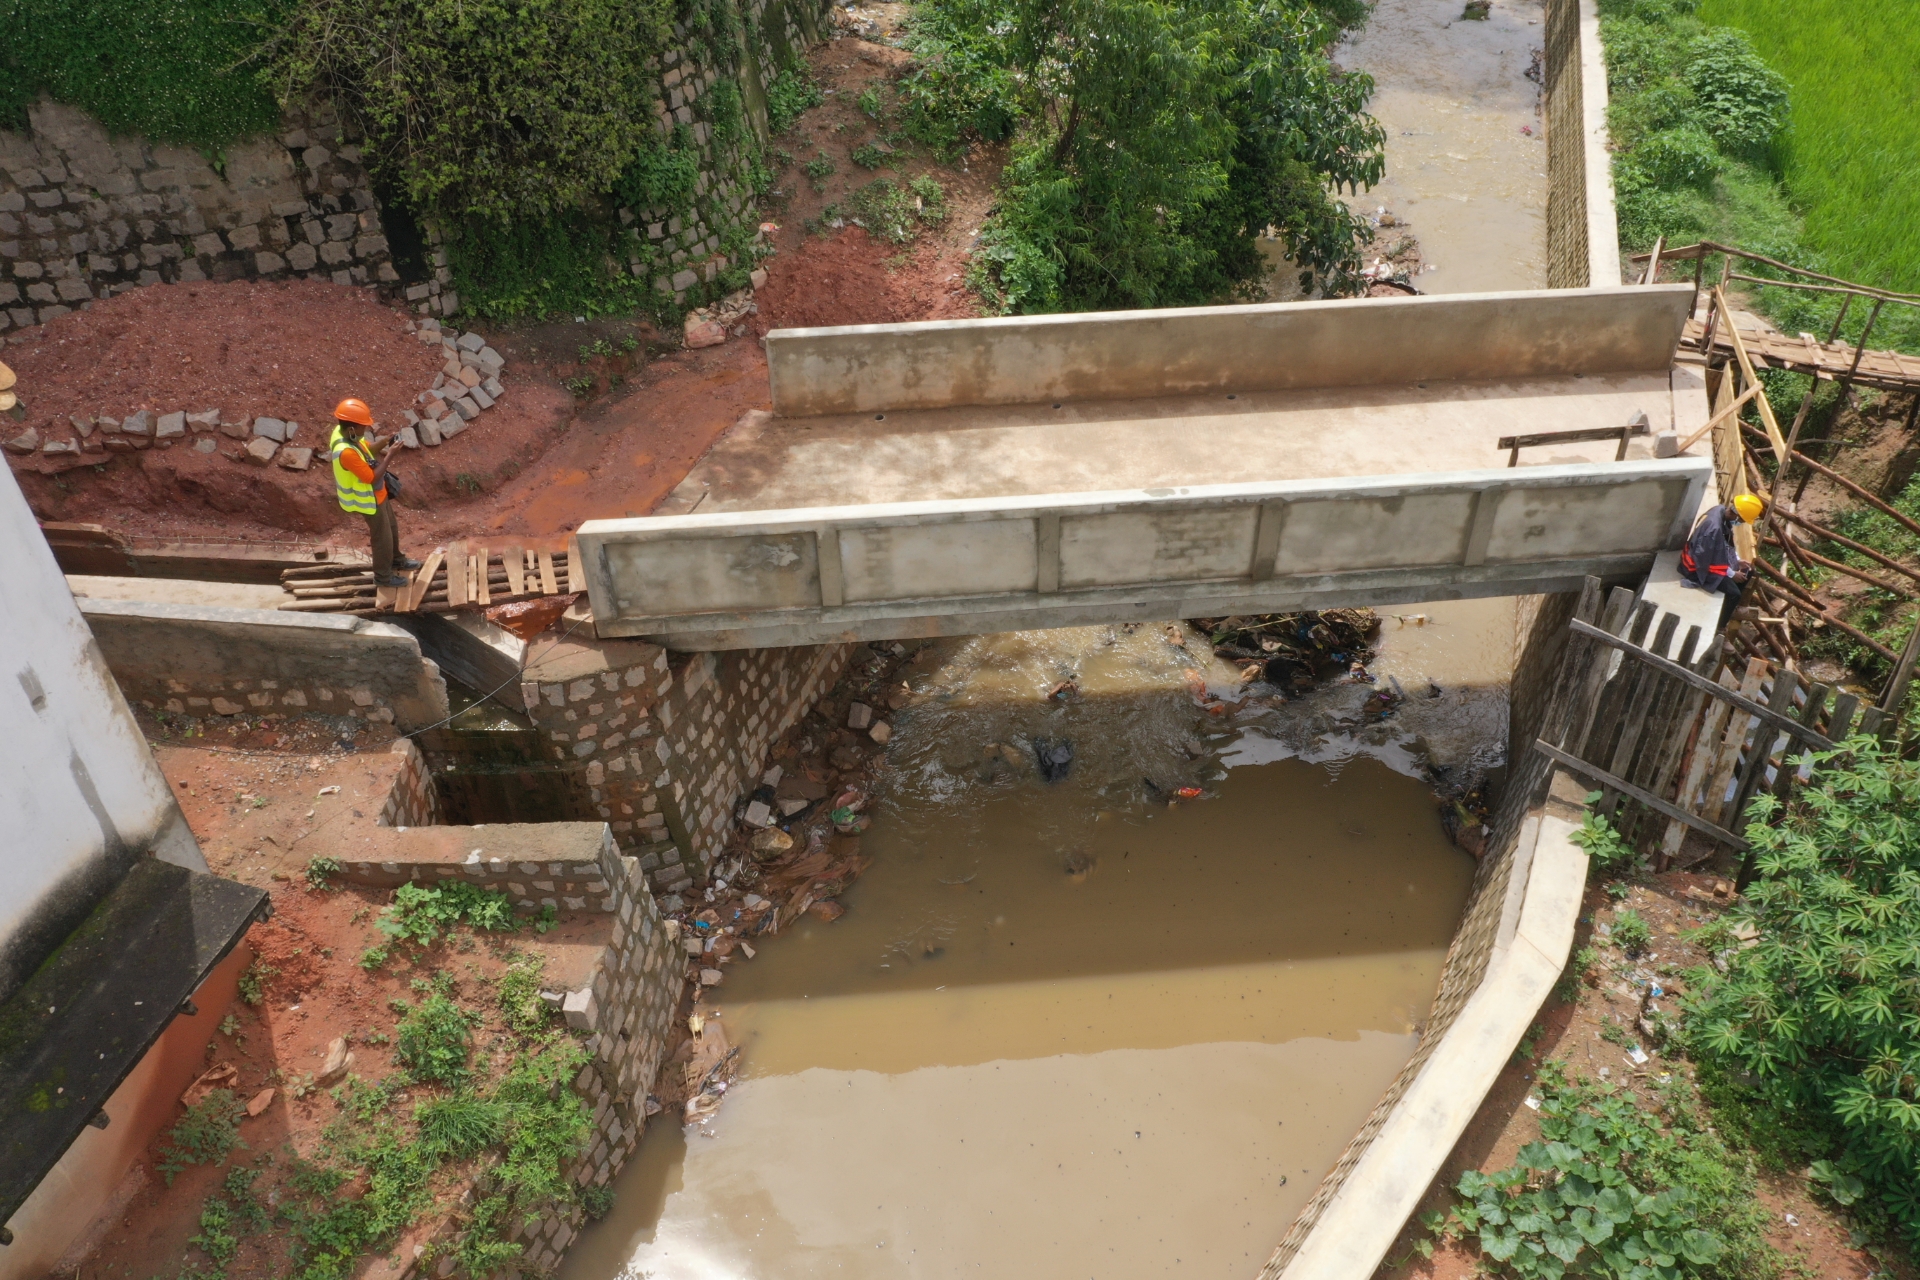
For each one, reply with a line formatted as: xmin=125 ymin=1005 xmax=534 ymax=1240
xmin=393 ymin=992 xmax=477 ymax=1085
xmin=497 ymin=955 xmax=551 ymax=1036
xmin=1610 ymin=908 xmax=1652 ymax=957
xmin=903 ymin=0 xmax=1384 ymax=313
xmin=765 ymin=67 xmax=825 ymax=135
xmin=159 ymin=1090 xmax=249 ymax=1184
xmin=1569 ymin=803 xmax=1646 ymax=880
xmin=377 ymin=881 xmax=517 ymax=948
xmin=1684 ymin=737 xmax=1920 ymax=1248
xmin=1698 ymin=0 xmax=1920 ymax=295
xmin=846 ymin=176 xmax=948 ymax=244
xmin=237 ymin=959 xmax=277 ymax=1006
xmin=0 ymin=0 xmax=285 ymax=144
xmin=1423 ymin=1062 xmax=1781 ymax=1278
xmin=269 ymin=0 xmax=673 ymax=224
xmin=1600 ymin=0 xmax=1920 ymax=351
xmin=304 ymin=856 xmax=341 ymax=890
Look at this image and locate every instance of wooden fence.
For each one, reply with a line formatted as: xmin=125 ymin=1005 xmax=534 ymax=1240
xmin=1514 ymin=576 xmax=1891 ymax=887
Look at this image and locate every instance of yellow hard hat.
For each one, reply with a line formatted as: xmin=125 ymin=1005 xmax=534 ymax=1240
xmin=1733 ymin=493 xmax=1766 ymax=523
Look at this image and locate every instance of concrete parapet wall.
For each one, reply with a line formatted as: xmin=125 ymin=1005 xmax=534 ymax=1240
xmin=1544 ymin=0 xmax=1622 ymax=288
xmin=766 ymin=286 xmax=1690 ymax=416
xmin=579 ymin=458 xmax=1713 ymax=649
xmin=77 ymin=598 xmax=450 ymax=731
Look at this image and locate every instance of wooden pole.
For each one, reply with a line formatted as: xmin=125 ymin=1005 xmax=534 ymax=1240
xmin=1879 ymin=611 xmax=1920 ymax=718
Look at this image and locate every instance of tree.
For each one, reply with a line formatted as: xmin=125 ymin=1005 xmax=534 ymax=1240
xmin=942 ymin=0 xmax=1384 ymax=312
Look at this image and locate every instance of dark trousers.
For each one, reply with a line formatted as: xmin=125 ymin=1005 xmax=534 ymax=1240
xmin=362 ymin=503 xmax=400 ymax=572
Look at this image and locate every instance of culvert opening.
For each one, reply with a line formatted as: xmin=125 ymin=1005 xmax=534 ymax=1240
xmin=561 ymin=602 xmax=1519 ymax=1279
xmin=415 ymin=679 xmax=594 ymax=826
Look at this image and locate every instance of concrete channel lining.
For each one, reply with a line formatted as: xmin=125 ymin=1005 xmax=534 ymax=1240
xmin=1271 ymin=786 xmax=1590 ymax=1279
xmin=577 ymin=458 xmax=1712 ymax=647
xmin=766 ymin=285 xmax=1692 ymax=416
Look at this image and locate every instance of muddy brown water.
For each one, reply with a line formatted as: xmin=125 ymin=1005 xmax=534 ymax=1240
xmin=561 ymin=609 xmax=1511 ymax=1279
xmin=1338 ymin=0 xmax=1548 ymax=292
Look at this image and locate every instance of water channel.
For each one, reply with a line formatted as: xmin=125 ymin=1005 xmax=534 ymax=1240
xmin=560 ymin=601 xmax=1514 ymax=1279
xmin=560 ymin=5 xmax=1547 ymax=1267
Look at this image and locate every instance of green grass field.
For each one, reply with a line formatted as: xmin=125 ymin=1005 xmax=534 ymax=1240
xmin=1699 ymin=0 xmax=1920 ymax=294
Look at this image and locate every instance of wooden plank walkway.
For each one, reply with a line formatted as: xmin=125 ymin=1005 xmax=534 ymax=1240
xmin=276 ymin=539 xmax=582 ymax=617
xmin=1682 ymin=317 xmax=1920 ymax=393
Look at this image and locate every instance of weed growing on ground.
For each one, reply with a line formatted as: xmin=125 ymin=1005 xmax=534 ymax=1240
xmin=846 ymin=177 xmax=948 ymax=245
xmin=1426 ymin=1061 xmax=1784 ymax=1278
xmin=219 ymin=1012 xmax=241 ymax=1038
xmin=453 ymin=473 xmax=483 ymax=496
xmin=237 ymin=960 xmax=277 ymax=1007
xmin=304 ymin=856 xmax=341 ymax=890
xmin=377 ymin=882 xmax=517 ymax=949
xmin=851 ymin=140 xmax=892 ymax=170
xmin=1555 ymin=945 xmax=1599 ymax=1004
xmin=857 ymin=86 xmax=883 ymax=119
xmin=804 ymin=151 xmax=837 ymax=189
xmin=359 ymin=945 xmax=389 ymax=971
xmin=1568 ymin=805 xmax=1645 ymax=880
xmin=497 ymin=955 xmax=550 ymax=1036
xmin=393 ymin=993 xmax=478 ymax=1086
xmin=766 ymin=67 xmax=825 ymax=134
xmin=159 ymin=1090 xmax=248 ymax=1184
xmin=1610 ymin=908 xmax=1653 ymax=956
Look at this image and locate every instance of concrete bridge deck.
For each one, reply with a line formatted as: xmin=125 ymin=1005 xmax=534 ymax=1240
xmin=583 ymin=285 xmax=1712 ymax=648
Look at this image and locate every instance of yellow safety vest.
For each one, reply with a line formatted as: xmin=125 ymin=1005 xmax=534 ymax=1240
xmin=329 ymin=424 xmax=379 ymax=515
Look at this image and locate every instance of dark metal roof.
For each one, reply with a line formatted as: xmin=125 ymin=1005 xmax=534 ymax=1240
xmin=0 ymin=859 xmax=269 ymax=1229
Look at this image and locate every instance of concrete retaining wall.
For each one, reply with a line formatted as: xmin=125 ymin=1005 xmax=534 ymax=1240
xmin=1544 ymin=0 xmax=1621 ymax=288
xmin=77 ymin=598 xmax=450 ymax=731
xmin=578 ymin=459 xmax=1713 ymax=648
xmin=766 ymin=286 xmax=1689 ymax=416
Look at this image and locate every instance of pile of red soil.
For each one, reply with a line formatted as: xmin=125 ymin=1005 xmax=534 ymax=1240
xmin=7 ymin=278 xmax=442 ymax=429
xmin=5 ymin=280 xmax=575 ymax=541
xmin=752 ymin=226 xmax=981 ymax=332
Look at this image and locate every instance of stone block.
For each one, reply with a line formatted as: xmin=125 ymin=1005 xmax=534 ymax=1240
xmin=286 ymin=242 xmax=318 ymax=271
xmin=193 ymin=437 xmax=217 ymax=454
xmin=742 ymin=799 xmax=773 ymax=828
xmin=452 ymin=396 xmax=480 ymax=421
xmin=457 ymin=330 xmax=485 ymax=353
xmin=417 ymin=418 xmax=442 ymax=447
xmin=253 ymin=416 xmax=288 ymax=442
xmin=847 ymin=702 xmax=873 ymax=730
xmin=42 ymin=437 xmax=79 ymax=456
xmin=441 ymin=357 xmax=463 ymax=380
xmin=154 ymin=411 xmax=185 ymax=439
xmin=277 ymin=445 xmax=314 ymax=470
xmin=438 ymin=414 xmax=467 ymax=439
xmin=397 ymin=426 xmax=419 ymax=449
xmin=218 ymin=412 xmax=251 ymax=440
xmin=3 ymin=427 xmax=40 ymax=455
xmin=185 ymin=409 xmax=219 ymax=432
xmin=562 ymin=987 xmax=599 ymax=1032
xmin=470 ymin=385 xmax=494 ymax=410
xmin=244 ymin=437 xmax=278 ymax=465
xmin=121 ymin=410 xmax=152 ymax=437
xmin=750 ymin=268 xmax=769 ymax=289
xmin=455 ymin=365 xmax=481 ymax=389
xmin=226 ymin=223 xmax=262 ymax=251
xmin=481 ymin=376 xmax=503 ymax=399
xmin=476 ymin=345 xmax=504 ymax=373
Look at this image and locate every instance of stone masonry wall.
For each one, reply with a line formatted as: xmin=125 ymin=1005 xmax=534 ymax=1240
xmin=0 ymin=0 xmax=833 ymax=335
xmin=0 ymin=99 xmax=410 ymax=341
xmin=517 ymin=633 xmax=855 ymax=898
xmin=77 ymin=597 xmax=451 ymax=731
xmin=378 ymin=738 xmax=443 ymax=829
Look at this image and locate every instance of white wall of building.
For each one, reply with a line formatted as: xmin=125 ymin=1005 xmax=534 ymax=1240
xmin=0 ymin=467 xmax=203 ymax=1002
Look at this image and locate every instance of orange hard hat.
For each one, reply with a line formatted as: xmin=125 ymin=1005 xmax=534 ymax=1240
xmin=334 ymin=397 xmax=374 ymax=427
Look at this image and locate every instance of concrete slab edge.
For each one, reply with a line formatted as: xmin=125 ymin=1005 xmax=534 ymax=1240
xmin=1276 ymin=807 xmax=1590 ymax=1279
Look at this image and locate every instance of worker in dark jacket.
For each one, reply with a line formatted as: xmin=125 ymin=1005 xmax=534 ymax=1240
xmin=1680 ymin=493 xmax=1764 ymax=623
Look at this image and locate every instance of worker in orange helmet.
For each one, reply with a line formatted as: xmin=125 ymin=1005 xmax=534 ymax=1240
xmin=328 ymin=398 xmax=419 ymax=587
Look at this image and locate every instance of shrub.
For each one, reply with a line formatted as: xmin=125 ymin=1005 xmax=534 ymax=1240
xmin=1567 ymin=808 xmax=1645 ymax=880
xmin=1630 ymin=124 xmax=1722 ymax=188
xmin=1686 ymin=736 xmax=1920 ymax=1246
xmin=305 ymin=856 xmax=342 ymax=890
xmin=497 ymin=956 xmax=550 ymax=1037
xmin=1683 ymin=29 xmax=1788 ymax=156
xmin=1610 ymin=907 xmax=1653 ymax=956
xmin=270 ymin=0 xmax=675 ymax=224
xmin=393 ymin=994 xmax=477 ymax=1086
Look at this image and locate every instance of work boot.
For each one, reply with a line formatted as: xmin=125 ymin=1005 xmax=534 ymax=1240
xmin=377 ymin=573 xmax=410 ymax=587
xmin=393 ymin=556 xmax=423 ymax=570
